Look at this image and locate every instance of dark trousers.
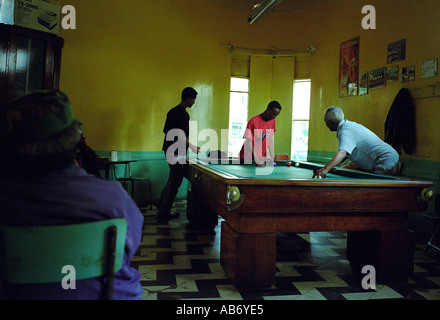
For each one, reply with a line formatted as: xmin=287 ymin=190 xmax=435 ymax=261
xmin=158 ymin=160 xmax=185 ymax=215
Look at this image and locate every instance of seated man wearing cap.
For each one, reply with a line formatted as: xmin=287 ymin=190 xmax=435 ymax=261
xmin=0 ymin=90 xmax=144 ymax=300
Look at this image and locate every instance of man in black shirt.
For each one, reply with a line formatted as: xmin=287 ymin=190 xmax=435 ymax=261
xmin=157 ymin=87 xmax=200 ymax=220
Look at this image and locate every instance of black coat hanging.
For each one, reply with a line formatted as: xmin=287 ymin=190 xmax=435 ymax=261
xmin=384 ymin=88 xmax=416 ymax=155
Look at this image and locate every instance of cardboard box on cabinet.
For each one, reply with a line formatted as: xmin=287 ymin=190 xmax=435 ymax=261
xmin=0 ymin=0 xmax=61 ymax=34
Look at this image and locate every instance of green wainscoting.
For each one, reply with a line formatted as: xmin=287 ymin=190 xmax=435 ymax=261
xmin=95 ymin=151 xmax=188 ymax=206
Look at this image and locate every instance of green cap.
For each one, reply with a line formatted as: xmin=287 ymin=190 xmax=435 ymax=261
xmin=4 ymin=90 xmax=78 ymax=142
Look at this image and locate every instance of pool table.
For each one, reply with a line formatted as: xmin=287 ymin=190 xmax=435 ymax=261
xmin=184 ymin=158 xmax=434 ymax=288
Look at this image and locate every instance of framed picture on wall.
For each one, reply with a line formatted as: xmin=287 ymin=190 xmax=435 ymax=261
xmin=369 ymin=67 xmax=386 ymax=90
xmin=359 ymin=71 xmax=368 ymax=95
xmin=422 ymin=58 xmax=438 ymax=78
xmin=387 ymin=66 xmax=399 ymax=82
xmin=339 ymin=37 xmax=360 ymax=97
xmin=387 ymin=39 xmax=406 ymax=64
xmin=401 ymin=65 xmax=415 ymax=82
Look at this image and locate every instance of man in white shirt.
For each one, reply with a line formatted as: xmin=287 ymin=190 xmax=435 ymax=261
xmin=313 ymin=106 xmax=399 ymax=178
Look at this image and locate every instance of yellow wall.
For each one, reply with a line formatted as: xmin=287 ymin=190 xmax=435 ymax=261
xmin=59 ymin=0 xmax=233 ymax=151
xmin=307 ymin=0 xmax=440 ymax=162
xmin=59 ymin=0 xmax=440 ymax=163
xmin=248 ymin=56 xmax=294 ymax=154
xmin=59 ymin=0 xmax=313 ymax=153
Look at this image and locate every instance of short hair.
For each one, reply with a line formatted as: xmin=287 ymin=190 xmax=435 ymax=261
xmin=267 ymin=101 xmax=282 ymax=111
xmin=324 ymin=106 xmax=344 ymax=123
xmin=0 ymin=120 xmax=82 ymax=179
xmin=181 ymin=87 xmax=198 ymax=101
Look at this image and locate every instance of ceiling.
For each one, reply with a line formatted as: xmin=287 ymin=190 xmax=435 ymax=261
xmin=206 ymin=0 xmax=333 ymax=12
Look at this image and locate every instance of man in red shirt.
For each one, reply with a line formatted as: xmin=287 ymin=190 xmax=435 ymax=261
xmin=239 ymin=101 xmax=282 ymax=166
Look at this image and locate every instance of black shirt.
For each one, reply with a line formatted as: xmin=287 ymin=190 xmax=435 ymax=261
xmin=162 ymin=105 xmax=190 ymax=156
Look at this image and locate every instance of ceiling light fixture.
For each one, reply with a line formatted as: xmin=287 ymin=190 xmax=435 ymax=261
xmin=247 ymin=0 xmax=283 ymax=24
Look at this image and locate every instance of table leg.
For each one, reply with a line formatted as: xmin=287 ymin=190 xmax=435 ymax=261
xmin=105 ymin=165 xmax=110 ymax=179
xmin=347 ymin=230 xmax=414 ymax=282
xmin=220 ymin=221 xmax=276 ymax=288
xmin=186 ymin=188 xmax=218 ymax=231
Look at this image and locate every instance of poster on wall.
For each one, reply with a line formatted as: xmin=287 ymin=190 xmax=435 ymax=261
xmin=359 ymin=72 xmax=368 ymax=95
xmin=368 ymin=67 xmax=386 ymax=90
xmin=339 ymin=37 xmax=359 ymax=97
xmin=387 ymin=39 xmax=406 ymax=64
xmin=401 ymin=65 xmax=415 ymax=82
xmin=387 ymin=66 xmax=399 ymax=82
xmin=422 ymin=58 xmax=438 ymax=78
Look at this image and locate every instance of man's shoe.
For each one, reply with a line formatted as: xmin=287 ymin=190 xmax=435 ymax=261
xmin=158 ymin=211 xmax=180 ymax=221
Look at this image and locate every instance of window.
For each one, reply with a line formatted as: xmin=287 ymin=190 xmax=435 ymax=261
xmin=228 ymin=77 xmax=249 ymax=157
xmin=291 ymin=79 xmax=311 ymax=161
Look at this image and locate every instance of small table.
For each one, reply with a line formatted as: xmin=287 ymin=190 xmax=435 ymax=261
xmin=96 ymin=158 xmax=137 ymax=180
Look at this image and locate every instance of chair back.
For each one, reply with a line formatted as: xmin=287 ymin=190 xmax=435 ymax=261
xmin=0 ymin=218 xmax=127 ymax=299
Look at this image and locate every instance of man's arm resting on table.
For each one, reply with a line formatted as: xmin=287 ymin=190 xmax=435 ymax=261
xmin=313 ymin=150 xmax=348 ymax=178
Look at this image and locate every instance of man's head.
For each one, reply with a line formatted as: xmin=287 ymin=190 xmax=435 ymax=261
xmin=181 ymin=87 xmax=198 ymax=108
xmin=0 ymin=90 xmax=82 ymax=178
xmin=324 ymin=106 xmax=344 ymax=131
xmin=263 ymin=101 xmax=282 ymax=121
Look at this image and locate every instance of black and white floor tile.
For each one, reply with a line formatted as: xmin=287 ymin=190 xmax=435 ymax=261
xmin=131 ymin=199 xmax=440 ymax=301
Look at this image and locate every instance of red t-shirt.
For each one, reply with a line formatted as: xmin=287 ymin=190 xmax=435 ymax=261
xmin=239 ymin=114 xmax=277 ymax=161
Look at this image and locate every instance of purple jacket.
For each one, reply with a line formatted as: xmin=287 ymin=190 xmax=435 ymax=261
xmin=0 ymin=165 xmax=144 ymax=300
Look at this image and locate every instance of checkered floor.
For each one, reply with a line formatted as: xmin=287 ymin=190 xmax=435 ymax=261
xmin=131 ymin=199 xmax=440 ymax=300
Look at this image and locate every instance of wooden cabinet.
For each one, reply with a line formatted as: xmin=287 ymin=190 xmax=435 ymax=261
xmin=0 ymin=23 xmax=64 ymax=109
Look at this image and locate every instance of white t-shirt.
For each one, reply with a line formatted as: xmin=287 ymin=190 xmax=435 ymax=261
xmin=337 ymin=120 xmax=399 ymax=173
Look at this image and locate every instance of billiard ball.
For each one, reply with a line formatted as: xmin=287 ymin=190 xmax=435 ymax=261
xmin=273 ymin=162 xmax=277 ymax=166
xmin=287 ymin=162 xmax=292 ymax=167
xmin=295 ymin=162 xmax=300 ymax=167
